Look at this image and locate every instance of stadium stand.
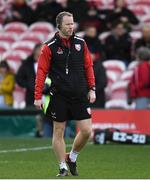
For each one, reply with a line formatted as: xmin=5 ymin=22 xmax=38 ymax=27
xmin=103 ymin=60 xmax=126 ymax=78
xmin=19 ymin=32 xmax=44 ymax=43
xmin=4 ymin=22 xmax=28 ymax=35
xmin=0 ymin=42 xmax=10 ymax=54
xmin=0 ymin=32 xmax=18 ymax=44
xmin=11 ymin=41 xmax=35 ymax=56
xmin=2 ymin=50 xmax=28 ymax=73
xmin=29 ymin=22 xmax=55 ymax=39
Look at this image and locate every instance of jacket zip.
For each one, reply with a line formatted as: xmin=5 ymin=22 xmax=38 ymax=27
xmin=66 ymin=49 xmax=70 ymax=75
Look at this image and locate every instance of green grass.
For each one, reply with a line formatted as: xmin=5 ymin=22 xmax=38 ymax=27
xmin=0 ymin=138 xmax=150 ymax=179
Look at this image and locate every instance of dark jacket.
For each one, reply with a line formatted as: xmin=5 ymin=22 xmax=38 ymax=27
xmin=104 ymin=32 xmax=132 ymax=63
xmin=45 ymin=34 xmax=88 ymax=97
xmin=84 ymin=35 xmax=105 ymax=61
xmin=91 ymin=60 xmax=107 ymax=108
xmin=11 ymin=3 xmax=35 ymax=25
xmin=34 ymin=33 xmax=95 ymax=100
xmin=16 ymin=55 xmax=36 ymax=106
xmin=107 ymin=8 xmax=139 ymax=28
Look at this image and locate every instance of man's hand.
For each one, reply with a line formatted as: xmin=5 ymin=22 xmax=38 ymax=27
xmin=88 ymin=90 xmax=96 ymax=103
xmin=34 ymin=99 xmax=43 ymax=109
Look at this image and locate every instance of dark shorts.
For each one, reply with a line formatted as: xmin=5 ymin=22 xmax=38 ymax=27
xmin=46 ymin=92 xmax=91 ymax=122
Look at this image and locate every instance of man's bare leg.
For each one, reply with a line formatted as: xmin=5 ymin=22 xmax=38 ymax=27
xmin=52 ymin=121 xmax=68 ymax=176
xmin=72 ymin=118 xmax=92 ymax=152
xmin=66 ymin=118 xmax=92 ymax=175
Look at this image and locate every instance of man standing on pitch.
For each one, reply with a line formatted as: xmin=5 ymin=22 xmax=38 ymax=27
xmin=34 ymin=11 xmax=96 ymax=177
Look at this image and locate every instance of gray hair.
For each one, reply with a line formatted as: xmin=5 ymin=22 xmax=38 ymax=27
xmin=137 ymin=47 xmax=150 ymax=61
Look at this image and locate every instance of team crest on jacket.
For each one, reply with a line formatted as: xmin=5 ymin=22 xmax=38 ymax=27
xmin=75 ymin=44 xmax=81 ymax=51
xmin=57 ymin=47 xmax=63 ymax=54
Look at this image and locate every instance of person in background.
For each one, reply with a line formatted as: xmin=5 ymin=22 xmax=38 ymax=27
xmin=83 ymin=26 xmax=105 ymax=62
xmin=16 ymin=44 xmax=42 ymax=107
xmin=5 ymin=0 xmax=35 ymax=25
xmin=0 ymin=61 xmax=15 ymax=108
xmin=79 ymin=6 xmax=102 ymax=33
xmin=134 ymin=24 xmax=150 ymax=52
xmin=91 ymin=60 xmax=107 ymax=108
xmin=16 ymin=44 xmax=47 ymax=137
xmin=83 ymin=26 xmax=107 ymax=108
xmin=34 ymin=11 xmax=96 ymax=177
xmin=104 ymin=20 xmax=132 ymax=65
xmin=128 ymin=47 xmax=150 ymax=109
xmin=106 ymin=0 xmax=139 ymax=31
xmin=35 ymin=0 xmax=63 ymax=26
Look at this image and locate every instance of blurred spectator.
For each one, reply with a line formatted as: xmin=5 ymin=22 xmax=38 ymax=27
xmin=83 ymin=26 xmax=107 ymax=108
xmin=5 ymin=0 xmax=35 ymax=25
xmin=67 ymin=0 xmax=88 ymax=24
xmin=79 ymin=6 xmax=102 ymax=33
xmin=0 ymin=61 xmax=15 ymax=108
xmin=106 ymin=0 xmax=139 ymax=31
xmin=0 ymin=0 xmax=9 ymax=24
xmin=35 ymin=0 xmax=63 ymax=25
xmin=91 ymin=60 xmax=107 ymax=108
xmin=16 ymin=44 xmax=52 ymax=137
xmin=134 ymin=25 xmax=150 ymax=51
xmin=83 ymin=26 xmax=105 ymax=62
xmin=16 ymin=43 xmax=42 ymax=107
xmin=104 ymin=20 xmax=132 ymax=65
xmin=128 ymin=47 xmax=150 ymax=109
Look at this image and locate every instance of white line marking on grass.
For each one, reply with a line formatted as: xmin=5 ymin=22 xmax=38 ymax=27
xmin=0 ymin=142 xmax=92 ymax=154
xmin=0 ymin=144 xmax=72 ymax=154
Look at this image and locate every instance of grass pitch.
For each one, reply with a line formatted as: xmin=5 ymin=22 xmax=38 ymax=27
xmin=0 ymin=138 xmax=150 ymax=179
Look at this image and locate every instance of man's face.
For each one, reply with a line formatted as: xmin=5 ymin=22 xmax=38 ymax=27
xmin=60 ymin=16 xmax=74 ymax=37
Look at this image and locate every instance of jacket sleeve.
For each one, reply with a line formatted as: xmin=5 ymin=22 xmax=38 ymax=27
xmin=34 ymin=44 xmax=51 ymax=100
xmin=84 ymin=42 xmax=95 ymax=89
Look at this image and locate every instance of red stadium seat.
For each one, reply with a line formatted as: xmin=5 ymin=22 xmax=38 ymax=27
xmin=110 ymin=81 xmax=128 ymax=100
xmin=29 ymin=22 xmax=55 ymax=38
xmin=0 ymin=32 xmax=18 ymax=44
xmin=105 ymin=71 xmax=118 ymax=100
xmin=119 ymin=70 xmax=134 ymax=82
xmin=19 ymin=32 xmax=44 ymax=43
xmin=0 ymin=42 xmax=10 ymax=54
xmin=11 ymin=41 xmax=35 ymax=56
xmin=4 ymin=22 xmax=28 ymax=35
xmin=103 ymin=60 xmax=126 ymax=78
